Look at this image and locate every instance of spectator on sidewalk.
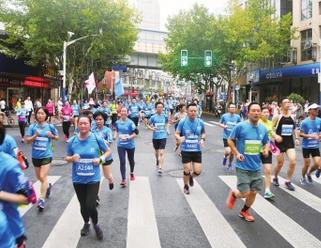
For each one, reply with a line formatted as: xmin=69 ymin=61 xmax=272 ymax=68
xmin=24 ymin=97 xmax=34 ymax=125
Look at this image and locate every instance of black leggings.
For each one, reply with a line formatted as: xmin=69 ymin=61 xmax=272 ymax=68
xmin=62 ymin=121 xmax=71 ymax=138
xmin=18 ymin=121 xmax=26 ymax=137
xmin=130 ymin=117 xmax=139 ymax=127
xmin=117 ymin=147 xmax=135 ymax=180
xmin=112 ymin=114 xmax=117 ymax=127
xmin=73 ymin=182 xmax=100 ymax=225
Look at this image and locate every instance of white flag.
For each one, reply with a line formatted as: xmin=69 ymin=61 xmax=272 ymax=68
xmin=85 ymin=72 xmax=96 ymax=94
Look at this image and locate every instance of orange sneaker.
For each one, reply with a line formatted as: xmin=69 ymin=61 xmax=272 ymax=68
xmin=239 ymin=210 xmax=255 ymax=222
xmin=226 ymin=190 xmax=236 ymax=209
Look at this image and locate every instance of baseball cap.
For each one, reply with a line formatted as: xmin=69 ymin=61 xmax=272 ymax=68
xmin=307 ymin=103 xmax=320 ymax=110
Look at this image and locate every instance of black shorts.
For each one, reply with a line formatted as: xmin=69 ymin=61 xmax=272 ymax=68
xmin=275 ymin=140 xmax=295 ymax=153
xmin=32 ymin=157 xmax=52 ymax=167
xmin=102 ymin=159 xmax=113 ymax=166
xmin=261 ymin=151 xmax=272 ymax=164
xmin=181 ymin=151 xmax=202 ymax=164
xmin=302 ymin=148 xmax=320 ymax=158
xmin=152 ymin=139 xmax=167 ymax=150
xmin=223 ymin=139 xmax=229 ymax=147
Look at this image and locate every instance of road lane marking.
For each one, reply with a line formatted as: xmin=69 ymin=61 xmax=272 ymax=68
xmin=204 ymin=122 xmax=214 ymax=127
xmin=42 ymin=194 xmax=82 ymax=248
xmin=277 ymin=176 xmax=321 ymax=214
xmin=220 ymin=175 xmax=321 ymax=248
xmin=127 ymin=176 xmax=161 ymax=248
xmin=177 ymin=179 xmax=246 ymax=248
xmin=19 ymin=176 xmax=61 ymax=216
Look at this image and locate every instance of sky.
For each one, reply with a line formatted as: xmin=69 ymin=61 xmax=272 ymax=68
xmin=159 ymin=0 xmax=230 ymax=30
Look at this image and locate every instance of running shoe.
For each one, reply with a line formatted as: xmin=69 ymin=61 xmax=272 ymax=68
xmin=130 ymin=173 xmax=135 ymax=181
xmin=226 ymin=190 xmax=236 ymax=209
xmin=45 ymin=183 xmax=52 ymax=198
xmin=189 ymin=174 xmax=194 ymax=187
xmin=285 ymin=181 xmax=295 ymax=191
xmin=227 ymin=164 xmax=232 ymax=170
xmin=272 ymin=177 xmax=279 ymax=187
xmin=37 ymin=198 xmax=45 ymax=211
xmin=64 ymin=136 xmax=68 ymax=143
xmin=109 ymin=182 xmax=114 ymax=190
xmin=300 ymin=177 xmax=307 ymax=185
xmin=184 ymin=184 xmax=190 ymax=195
xmin=80 ymin=223 xmax=90 ymax=236
xmin=222 ymin=156 xmax=227 ymax=166
xmin=307 ymin=174 xmax=313 ymax=184
xmin=157 ymin=168 xmax=163 ymax=175
xmin=120 ymin=179 xmax=127 ymax=187
xmin=93 ymin=224 xmax=104 ymax=240
xmin=316 ymin=169 xmax=321 ymax=178
xmin=21 ymin=138 xmax=24 ymax=143
xmin=239 ymin=210 xmax=255 ymax=222
xmin=264 ymin=191 xmax=275 ymax=199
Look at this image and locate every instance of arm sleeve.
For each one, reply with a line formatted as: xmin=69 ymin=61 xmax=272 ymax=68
xmin=219 ymin=115 xmax=224 ymax=124
xmin=97 ymin=137 xmax=108 ymax=153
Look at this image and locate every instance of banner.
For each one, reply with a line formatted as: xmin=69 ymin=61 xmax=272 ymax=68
xmin=84 ymin=72 xmax=96 ymax=94
xmin=114 ymin=71 xmax=124 ymax=97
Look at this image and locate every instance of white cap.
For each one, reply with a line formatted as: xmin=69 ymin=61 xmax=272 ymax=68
xmin=307 ymin=103 xmax=320 ymax=110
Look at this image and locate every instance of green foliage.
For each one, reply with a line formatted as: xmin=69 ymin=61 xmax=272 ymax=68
xmin=0 ymin=0 xmax=139 ymax=98
xmin=288 ymin=93 xmax=305 ymax=104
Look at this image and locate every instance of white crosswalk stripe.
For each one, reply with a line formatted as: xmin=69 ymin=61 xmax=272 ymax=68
xmin=220 ymin=175 xmax=321 ymax=248
xmin=127 ymin=176 xmax=161 ymax=248
xmin=19 ymin=176 xmax=61 ymax=217
xmin=20 ymin=174 xmax=321 ymax=247
xmin=177 ymin=179 xmax=246 ymax=248
xmin=203 ymin=121 xmax=214 ymax=127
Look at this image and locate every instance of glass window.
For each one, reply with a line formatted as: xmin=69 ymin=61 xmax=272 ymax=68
xmin=301 ymin=29 xmax=312 ymax=61
xmin=319 ymin=1 xmax=321 ymax=15
xmin=301 ymin=0 xmax=312 ymax=20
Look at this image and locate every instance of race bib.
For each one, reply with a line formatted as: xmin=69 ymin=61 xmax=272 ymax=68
xmin=155 ymin=123 xmax=165 ymax=132
xmin=75 ymin=159 xmax=94 ymax=176
xmin=281 ymin=124 xmax=293 ymax=136
xmin=119 ymin=134 xmax=130 ymax=145
xmin=185 ymin=139 xmax=199 ymax=150
xmin=226 ymin=121 xmax=237 ymax=131
xmin=34 ymin=137 xmax=48 ymax=151
xmin=244 ymin=140 xmax=261 ymax=155
xmin=63 ymin=115 xmax=70 ymax=121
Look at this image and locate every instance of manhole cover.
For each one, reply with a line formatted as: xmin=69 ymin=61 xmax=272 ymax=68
xmin=52 ymin=159 xmax=68 ymax=166
xmin=167 ymin=169 xmax=183 ymax=178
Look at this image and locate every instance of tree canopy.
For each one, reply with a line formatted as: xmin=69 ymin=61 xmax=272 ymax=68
xmin=0 ymin=0 xmax=139 ymax=99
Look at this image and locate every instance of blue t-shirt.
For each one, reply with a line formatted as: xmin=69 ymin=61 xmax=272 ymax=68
xmin=176 ymin=118 xmax=205 ymax=152
xmin=26 ymin=123 xmax=58 ymax=159
xmin=67 ymin=133 xmax=108 ymax=184
xmin=300 ymin=117 xmax=321 ymax=149
xmin=0 ymin=135 xmax=18 ymax=158
xmin=144 ymin=103 xmax=155 ymax=117
xmin=0 ymin=152 xmax=28 ymax=239
xmin=91 ymin=126 xmax=113 ymax=161
xmin=17 ymin=108 xmax=28 ymax=122
xmin=230 ymin=121 xmax=269 ymax=171
xmin=0 ymin=209 xmax=15 ymax=248
xmin=116 ymin=119 xmax=136 ymax=149
xmin=71 ymin=104 xmax=80 ymax=116
xmin=149 ymin=114 xmax=168 ymax=139
xmin=220 ymin=113 xmax=241 ymax=139
xmin=129 ymin=104 xmax=141 ymax=118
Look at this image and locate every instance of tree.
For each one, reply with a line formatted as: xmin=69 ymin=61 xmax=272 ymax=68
xmin=0 ymin=0 xmax=139 ymax=99
xmin=159 ymin=4 xmax=222 ymax=96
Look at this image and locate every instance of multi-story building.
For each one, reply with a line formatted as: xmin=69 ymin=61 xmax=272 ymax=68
xmin=250 ymin=0 xmax=321 ymax=103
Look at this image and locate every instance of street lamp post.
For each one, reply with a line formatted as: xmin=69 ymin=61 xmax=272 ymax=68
xmin=319 ymin=39 xmax=321 ymax=106
xmin=62 ymin=30 xmax=102 ymax=102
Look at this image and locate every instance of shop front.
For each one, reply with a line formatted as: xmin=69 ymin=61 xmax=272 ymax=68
xmin=252 ymin=62 xmax=320 ymax=103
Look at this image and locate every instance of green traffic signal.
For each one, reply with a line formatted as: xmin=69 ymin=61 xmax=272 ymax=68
xmin=204 ymin=50 xmax=212 ymax=67
xmin=181 ymin=49 xmax=188 ymax=67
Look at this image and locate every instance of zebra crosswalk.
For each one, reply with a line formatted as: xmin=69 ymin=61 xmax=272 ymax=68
xmin=21 ymin=175 xmax=321 ymax=248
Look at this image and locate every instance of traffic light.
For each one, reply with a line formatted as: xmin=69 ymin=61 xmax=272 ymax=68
xmin=181 ymin=49 xmax=188 ymax=67
xmin=204 ymin=50 xmax=212 ymax=67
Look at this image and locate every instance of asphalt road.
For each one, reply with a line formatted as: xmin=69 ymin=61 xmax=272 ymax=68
xmin=7 ymin=115 xmax=321 ymax=248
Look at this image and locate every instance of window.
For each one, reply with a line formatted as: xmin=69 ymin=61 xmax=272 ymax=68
xmin=301 ymin=0 xmax=312 ymax=20
xmin=319 ymin=1 xmax=321 ymax=15
xmin=301 ymin=29 xmax=312 ymax=61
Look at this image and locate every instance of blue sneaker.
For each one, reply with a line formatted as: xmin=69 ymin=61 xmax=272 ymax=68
xmin=316 ymin=169 xmax=321 ymax=178
xmin=46 ymin=183 xmax=52 ymax=198
xmin=306 ymin=174 xmax=313 ymax=184
xmin=300 ymin=177 xmax=307 ymax=185
xmin=222 ymin=156 xmax=227 ymax=166
xmin=37 ymin=198 xmax=45 ymax=211
xmin=285 ymin=181 xmax=295 ymax=191
xmin=227 ymin=164 xmax=233 ymax=170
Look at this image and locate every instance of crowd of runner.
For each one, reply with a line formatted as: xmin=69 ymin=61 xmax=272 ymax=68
xmin=1 ymin=94 xmax=320 ymax=246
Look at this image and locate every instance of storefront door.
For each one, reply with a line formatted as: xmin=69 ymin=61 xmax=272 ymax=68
xmin=7 ymin=88 xmax=23 ymax=110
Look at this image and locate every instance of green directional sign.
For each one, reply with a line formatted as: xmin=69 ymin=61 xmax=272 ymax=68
xmin=181 ymin=49 xmax=188 ymax=67
xmin=204 ymin=50 xmax=212 ymax=67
